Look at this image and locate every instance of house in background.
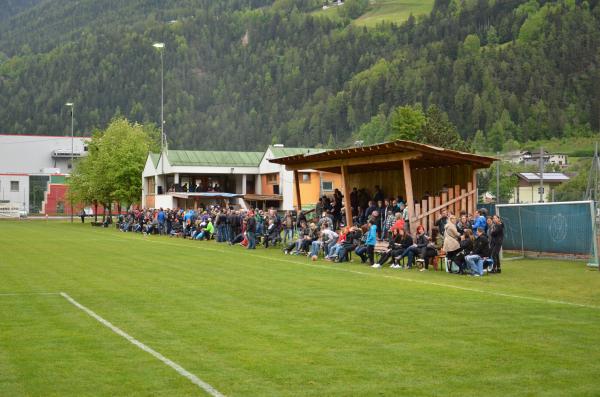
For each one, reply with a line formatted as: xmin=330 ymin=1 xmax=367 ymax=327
xmin=0 ymin=133 xmax=89 ymax=215
xmin=142 ymin=145 xmax=342 ymax=211
xmin=511 ymin=172 xmax=570 ymax=203
xmin=507 ymin=150 xmax=568 ymax=167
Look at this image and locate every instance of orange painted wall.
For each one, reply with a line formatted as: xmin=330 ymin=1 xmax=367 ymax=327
xmin=293 ymin=171 xmax=342 ymax=207
xmin=261 ymin=173 xmax=279 ymax=195
xmin=145 ymin=194 xmax=155 ymax=209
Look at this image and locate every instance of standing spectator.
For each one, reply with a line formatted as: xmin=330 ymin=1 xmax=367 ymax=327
xmin=246 ymin=213 xmax=257 ymax=249
xmin=489 ymin=215 xmax=504 ymax=273
xmin=364 ymin=219 xmax=377 ymax=267
xmin=435 ymin=208 xmax=449 ymax=236
xmin=472 ymin=209 xmax=487 ymax=234
xmin=157 ymin=208 xmax=165 ymax=235
xmin=283 ymin=210 xmax=294 ymax=243
xmin=443 ymin=215 xmax=461 ymax=266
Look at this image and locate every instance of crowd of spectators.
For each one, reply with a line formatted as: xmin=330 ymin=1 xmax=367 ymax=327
xmin=116 ymin=185 xmax=503 ymax=277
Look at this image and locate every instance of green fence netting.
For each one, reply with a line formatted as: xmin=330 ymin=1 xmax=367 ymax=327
xmin=497 ymin=201 xmax=599 ymax=267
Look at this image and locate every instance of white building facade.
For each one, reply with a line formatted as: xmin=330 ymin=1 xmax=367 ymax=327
xmin=0 ymin=134 xmax=89 ymax=215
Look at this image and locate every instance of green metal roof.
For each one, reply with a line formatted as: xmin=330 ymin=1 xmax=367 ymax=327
xmin=269 ymin=146 xmax=326 ymax=158
xmin=149 ymin=153 xmax=160 ymax=168
xmin=166 ymin=150 xmax=263 ymax=167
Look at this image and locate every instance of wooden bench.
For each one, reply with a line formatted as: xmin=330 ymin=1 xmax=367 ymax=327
xmin=374 ymin=240 xmax=390 ymax=262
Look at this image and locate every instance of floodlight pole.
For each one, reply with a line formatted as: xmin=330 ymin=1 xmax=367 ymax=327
xmin=496 ymin=151 xmax=500 ymax=204
xmin=66 ymin=102 xmax=74 ymax=223
xmin=153 ymin=42 xmax=165 ymax=178
xmin=539 ymin=146 xmax=544 ymax=203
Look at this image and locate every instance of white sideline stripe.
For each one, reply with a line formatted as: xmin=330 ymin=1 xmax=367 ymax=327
xmin=60 ymin=292 xmax=225 ymax=397
xmin=132 ymin=236 xmax=600 ymax=311
xmin=0 ymin=292 xmax=60 ymax=296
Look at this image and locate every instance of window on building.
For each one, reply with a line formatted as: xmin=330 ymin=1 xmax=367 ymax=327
xmin=322 ymin=181 xmax=333 ymax=191
xmin=267 ymin=174 xmax=278 ymax=184
xmin=301 ymin=173 xmax=311 ymax=183
xmin=10 ymin=181 xmax=19 ymax=192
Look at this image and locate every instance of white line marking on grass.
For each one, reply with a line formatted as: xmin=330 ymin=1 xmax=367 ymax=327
xmin=128 ymin=236 xmax=600 ymax=311
xmin=60 ymin=292 xmax=225 ymax=397
xmin=0 ymin=292 xmax=60 ymax=296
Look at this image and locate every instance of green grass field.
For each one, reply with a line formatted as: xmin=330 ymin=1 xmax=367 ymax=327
xmin=312 ymin=0 xmax=435 ymax=27
xmin=1 ymin=221 xmax=599 ymax=396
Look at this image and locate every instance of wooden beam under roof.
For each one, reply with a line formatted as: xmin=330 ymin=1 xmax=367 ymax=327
xmin=284 ymin=151 xmax=422 ymax=172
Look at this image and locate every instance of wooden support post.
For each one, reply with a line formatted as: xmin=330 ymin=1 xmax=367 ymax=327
xmin=467 ymin=182 xmax=474 ymax=215
xmin=341 ymin=165 xmax=353 ymax=227
xmin=414 ymin=203 xmax=421 ymax=229
xmin=421 ymin=199 xmax=428 ymax=232
xmin=427 ymin=196 xmax=434 ymax=234
xmin=472 ymin=169 xmax=478 ymax=212
xmin=454 ymin=185 xmax=461 ymax=215
xmin=402 ymin=160 xmax=416 ymax=234
xmin=293 ymin=170 xmax=302 ymax=212
xmin=447 ymin=188 xmax=454 ymax=215
xmin=461 ymin=188 xmax=467 ymax=214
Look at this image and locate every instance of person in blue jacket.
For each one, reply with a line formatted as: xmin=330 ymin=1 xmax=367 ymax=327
xmin=472 ymin=209 xmax=487 ymax=234
xmin=364 ymin=219 xmax=378 ymax=266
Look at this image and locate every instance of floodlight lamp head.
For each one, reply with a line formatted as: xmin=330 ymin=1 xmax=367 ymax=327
xmin=65 ymin=102 xmax=74 ymax=107
xmin=153 ymin=42 xmax=165 ymax=49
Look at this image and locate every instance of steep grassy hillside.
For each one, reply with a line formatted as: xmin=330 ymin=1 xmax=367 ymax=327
xmin=312 ymin=0 xmax=434 ymax=26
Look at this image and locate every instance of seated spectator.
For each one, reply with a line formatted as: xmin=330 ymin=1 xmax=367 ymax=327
xmin=390 ymin=212 xmax=405 ymax=234
xmin=356 ymin=219 xmax=377 ymax=266
xmin=372 ymin=227 xmax=405 ymax=268
xmin=465 ymin=227 xmax=490 ymax=277
xmin=389 ymin=228 xmax=415 ymax=269
xmin=404 ymin=225 xmax=432 ymax=271
xmin=170 ymin=218 xmax=183 ymax=237
xmin=263 ymin=218 xmax=280 ymax=248
xmin=337 ymin=226 xmax=362 ymax=263
xmin=354 ymin=225 xmax=370 ymax=263
xmin=325 ymin=227 xmax=348 ymax=261
xmin=453 ymin=229 xmax=474 ymax=274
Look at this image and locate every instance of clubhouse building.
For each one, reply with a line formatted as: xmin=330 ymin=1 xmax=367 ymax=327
xmin=142 ymin=145 xmax=342 ymax=211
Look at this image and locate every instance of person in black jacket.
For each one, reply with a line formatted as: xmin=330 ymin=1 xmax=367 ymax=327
xmin=374 ymin=228 xmax=412 ymax=268
xmin=465 ymin=227 xmax=490 ymax=276
xmin=337 ymin=226 xmax=362 ymax=263
xmin=405 ymin=225 xmax=435 ymax=270
xmin=453 ymin=229 xmax=474 ymax=274
xmin=489 ymin=215 xmax=504 ymax=273
xmin=246 ymin=214 xmax=257 ymax=249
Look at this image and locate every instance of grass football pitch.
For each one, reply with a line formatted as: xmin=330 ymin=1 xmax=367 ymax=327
xmin=1 ymin=220 xmax=599 ymax=396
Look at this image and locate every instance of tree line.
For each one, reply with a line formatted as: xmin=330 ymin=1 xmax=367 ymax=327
xmin=0 ymin=0 xmax=598 ymax=153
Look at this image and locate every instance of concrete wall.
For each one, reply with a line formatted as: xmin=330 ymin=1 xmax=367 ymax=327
xmin=0 ymin=175 xmax=29 ymax=210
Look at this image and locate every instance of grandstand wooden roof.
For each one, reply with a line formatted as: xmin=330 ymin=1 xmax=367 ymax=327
xmin=269 ymin=140 xmax=495 ymax=173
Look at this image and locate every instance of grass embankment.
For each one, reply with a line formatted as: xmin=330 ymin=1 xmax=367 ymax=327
xmin=0 ymin=221 xmax=599 ymax=396
xmin=312 ymin=0 xmax=435 ymax=27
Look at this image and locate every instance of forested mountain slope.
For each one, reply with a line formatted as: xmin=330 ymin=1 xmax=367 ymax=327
xmin=0 ymin=0 xmax=598 ymax=151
